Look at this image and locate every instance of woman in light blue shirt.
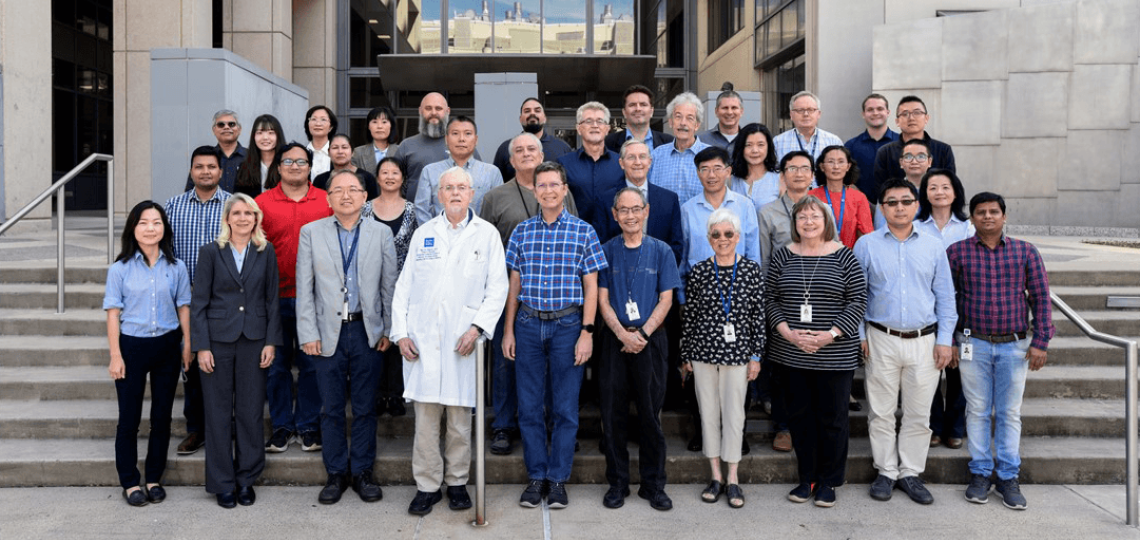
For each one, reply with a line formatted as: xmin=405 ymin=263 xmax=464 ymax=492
xmin=104 ymin=201 xmax=192 ymax=507
xmin=915 ymin=168 xmax=973 ymax=449
xmin=729 ymin=123 xmax=782 ymax=214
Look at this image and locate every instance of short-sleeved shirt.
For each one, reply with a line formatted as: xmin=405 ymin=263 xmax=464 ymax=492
xmin=598 ymin=236 xmax=682 ymax=328
xmin=414 ymin=157 xmax=504 ymax=224
xmin=165 ymin=188 xmax=231 ymax=285
xmin=773 ymin=127 xmax=843 ymax=163
xmin=492 ymin=131 xmax=573 ymax=181
xmin=255 ymin=184 xmax=333 ymax=298
xmin=648 ymin=139 xmax=711 ymax=204
xmin=505 ymin=210 xmax=608 ymax=312
xmin=103 ymin=252 xmax=191 ymax=337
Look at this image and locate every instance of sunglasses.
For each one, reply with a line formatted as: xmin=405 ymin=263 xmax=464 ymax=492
xmin=709 ymin=230 xmax=736 ymax=240
xmin=215 ymin=121 xmax=238 ymax=129
xmin=882 ymin=199 xmax=917 ymax=208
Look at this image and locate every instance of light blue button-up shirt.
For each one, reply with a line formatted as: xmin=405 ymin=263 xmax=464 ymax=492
xmin=852 ymin=226 xmax=958 ymax=345
xmin=103 ymin=252 xmax=191 ymax=337
xmin=415 ymin=157 xmax=504 ymax=224
xmin=648 ymin=138 xmax=711 ymax=204
xmin=230 ymin=243 xmax=247 ymax=274
xmin=679 ymin=189 xmax=761 ymax=274
xmin=916 ymin=214 xmax=975 ymax=249
xmin=337 ymin=219 xmax=362 ymax=314
xmin=729 ymin=173 xmax=781 ymax=216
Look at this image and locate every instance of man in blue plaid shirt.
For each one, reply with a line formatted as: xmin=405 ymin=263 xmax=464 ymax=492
xmin=502 ymin=161 xmax=608 ymax=510
xmin=164 ymin=145 xmax=232 ymax=456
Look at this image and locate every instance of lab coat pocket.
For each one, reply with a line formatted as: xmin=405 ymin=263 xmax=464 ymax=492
xmin=463 ymin=248 xmax=486 ymax=279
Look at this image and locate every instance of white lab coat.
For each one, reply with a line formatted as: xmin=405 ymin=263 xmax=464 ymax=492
xmin=389 ymin=211 xmax=508 ymax=408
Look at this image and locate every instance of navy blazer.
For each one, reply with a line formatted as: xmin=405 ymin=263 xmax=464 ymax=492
xmin=597 ymin=182 xmax=685 ymax=265
xmin=604 ymin=129 xmax=675 ymax=155
xmin=190 ymin=241 xmax=283 ymax=350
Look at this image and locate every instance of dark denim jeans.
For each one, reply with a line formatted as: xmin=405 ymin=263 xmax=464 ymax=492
xmin=312 ymin=320 xmax=383 ymax=476
xmin=599 ymin=328 xmax=668 ymax=492
xmin=491 ymin=311 xmax=518 ymax=431
xmin=514 ymin=309 xmax=584 ymax=483
xmin=268 ymin=297 xmax=321 ymax=434
xmin=114 ymin=330 xmax=181 ymax=489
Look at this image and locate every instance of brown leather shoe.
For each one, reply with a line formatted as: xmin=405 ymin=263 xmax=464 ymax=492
xmin=929 ymin=435 xmax=941 ymax=448
xmin=946 ymin=437 xmax=964 ymax=449
xmin=177 ymin=432 xmax=205 ymax=455
xmin=772 ymin=431 xmax=792 ymax=452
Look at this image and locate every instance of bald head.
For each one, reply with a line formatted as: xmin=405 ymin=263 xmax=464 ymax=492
xmin=419 ymin=92 xmax=450 ymax=139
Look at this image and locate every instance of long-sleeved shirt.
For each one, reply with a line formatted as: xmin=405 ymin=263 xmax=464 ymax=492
xmin=915 ymin=214 xmax=975 ymax=249
xmin=165 ymin=188 xmax=231 ymax=285
xmin=773 ymin=127 xmax=843 ymax=163
xmin=679 ymin=190 xmax=760 ymax=274
xmin=557 ymin=147 xmax=625 ymax=237
xmin=648 ymin=138 xmax=710 ymax=204
xmin=946 ymin=234 xmax=1055 ymax=350
xmin=757 ymin=193 xmax=839 ymax=278
xmin=853 ymin=227 xmax=958 ymax=346
xmin=872 ymin=132 xmax=956 ymax=200
xmin=729 ymin=173 xmax=781 ymax=216
xmin=414 ymin=157 xmax=503 ymax=224
xmin=809 ymin=185 xmax=875 ymax=249
xmin=845 ymin=129 xmax=899 ymax=202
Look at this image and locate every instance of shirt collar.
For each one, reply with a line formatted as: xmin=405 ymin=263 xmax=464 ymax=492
xmin=447 ymin=157 xmax=475 ymax=170
xmin=190 ymin=188 xmax=227 ymax=204
xmin=444 ymin=208 xmax=474 ymax=230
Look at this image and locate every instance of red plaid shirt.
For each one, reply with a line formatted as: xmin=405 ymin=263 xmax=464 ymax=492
xmin=946 ymin=234 xmax=1054 ymax=350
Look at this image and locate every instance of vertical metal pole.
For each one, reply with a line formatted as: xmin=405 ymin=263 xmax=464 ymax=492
xmin=56 ymin=187 xmax=66 ymax=314
xmin=107 ymin=158 xmax=115 ymax=264
xmin=472 ymin=337 xmax=488 ymax=526
xmin=441 ymin=0 xmax=449 ymax=54
xmin=1127 ymin=342 xmax=1138 ymax=526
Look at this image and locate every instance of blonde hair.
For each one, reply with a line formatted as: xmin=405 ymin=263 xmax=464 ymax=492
xmin=216 ymin=193 xmax=268 ymax=251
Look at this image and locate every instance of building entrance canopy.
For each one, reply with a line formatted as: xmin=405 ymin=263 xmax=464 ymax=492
xmin=376 ymin=54 xmax=657 ymax=93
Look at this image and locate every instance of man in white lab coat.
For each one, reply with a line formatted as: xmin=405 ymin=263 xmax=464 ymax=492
xmin=390 ymin=166 xmax=509 ymax=516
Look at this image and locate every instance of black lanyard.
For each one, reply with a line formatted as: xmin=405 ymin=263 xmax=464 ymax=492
xmin=339 ymin=223 xmax=361 ymax=280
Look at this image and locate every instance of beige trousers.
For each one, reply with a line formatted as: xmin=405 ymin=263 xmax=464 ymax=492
xmin=412 ymin=401 xmax=472 ymax=492
xmin=865 ymin=326 xmax=940 ymax=480
xmin=692 ymin=362 xmax=748 ymax=463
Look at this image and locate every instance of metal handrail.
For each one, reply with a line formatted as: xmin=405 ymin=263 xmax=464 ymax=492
xmin=0 ymin=153 xmax=115 ymax=313
xmin=1051 ymin=292 xmax=1139 ymax=526
xmin=472 ymin=337 xmax=488 ymax=527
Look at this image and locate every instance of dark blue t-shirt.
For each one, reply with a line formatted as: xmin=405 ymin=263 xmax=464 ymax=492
xmin=598 ymin=235 xmax=682 ymax=328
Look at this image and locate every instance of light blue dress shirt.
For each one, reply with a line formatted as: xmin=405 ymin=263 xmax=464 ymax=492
xmin=852 ymin=226 xmax=958 ymax=345
xmin=648 ymin=138 xmax=711 ymax=204
xmin=337 ymin=220 xmax=362 ymax=314
xmin=916 ymin=214 xmax=975 ymax=249
xmin=729 ymin=173 xmax=781 ymax=216
xmin=415 ymin=157 xmax=504 ymax=224
xmin=102 ymin=252 xmax=192 ymax=337
xmin=230 ymin=243 xmax=247 ymax=273
xmin=679 ymin=189 xmax=761 ymax=274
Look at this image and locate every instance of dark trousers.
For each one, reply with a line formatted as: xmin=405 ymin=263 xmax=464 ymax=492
xmin=762 ymin=361 xmax=790 ymax=432
xmin=200 ymin=336 xmax=267 ymax=494
xmin=490 ymin=311 xmax=518 ymax=431
xmin=267 ymin=298 xmax=321 ymax=434
xmin=782 ymin=364 xmax=854 ymax=488
xmin=379 ymin=346 xmax=405 ymax=400
xmin=599 ymin=328 xmax=668 ymax=492
xmin=313 ymin=320 xmax=382 ymax=476
xmin=114 ymin=330 xmax=181 ymax=489
xmin=182 ymin=357 xmax=204 ymax=434
xmin=930 ymin=366 xmax=967 ymax=439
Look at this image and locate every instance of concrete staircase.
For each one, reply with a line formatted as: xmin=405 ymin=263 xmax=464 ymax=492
xmin=1 ymin=265 xmax=1136 ymax=488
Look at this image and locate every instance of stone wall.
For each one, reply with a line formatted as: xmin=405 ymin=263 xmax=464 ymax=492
xmin=873 ymin=0 xmax=1140 ymax=234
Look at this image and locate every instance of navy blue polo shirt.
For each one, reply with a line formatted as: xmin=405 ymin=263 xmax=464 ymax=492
xmin=598 ymin=236 xmax=682 ymax=328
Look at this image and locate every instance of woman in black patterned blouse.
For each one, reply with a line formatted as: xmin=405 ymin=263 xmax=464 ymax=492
xmin=681 ymin=208 xmax=765 ymax=509
xmin=764 ymin=195 xmax=867 ymax=508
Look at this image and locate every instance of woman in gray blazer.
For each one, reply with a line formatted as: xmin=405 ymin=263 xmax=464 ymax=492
xmin=191 ymin=193 xmax=283 ymax=509
xmin=351 ymin=105 xmax=400 ymax=176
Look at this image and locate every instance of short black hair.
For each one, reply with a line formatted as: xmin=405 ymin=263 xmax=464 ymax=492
xmin=327 ymin=169 xmax=366 ymax=191
xmin=779 ymin=150 xmax=814 ymax=173
xmin=917 ymin=168 xmax=968 ymax=222
xmin=519 ymin=97 xmax=543 ymax=112
xmin=277 ymin=141 xmax=313 ymax=165
xmin=447 ymin=115 xmax=478 ymax=134
xmin=190 ymin=145 xmax=223 ymax=167
xmin=878 ymin=177 xmax=918 ymax=202
xmin=694 ymin=146 xmax=730 ymax=168
xmin=364 ymin=106 xmax=400 ymax=145
xmin=897 ymin=95 xmax=926 ymax=111
xmin=901 ymin=138 xmax=932 ymax=155
xmin=303 ymin=105 xmax=338 ymax=141
xmin=623 ymin=85 xmax=653 ymax=105
xmin=969 ymin=192 xmax=1006 ymax=216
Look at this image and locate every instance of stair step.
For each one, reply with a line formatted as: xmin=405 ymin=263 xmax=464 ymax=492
xmin=1052 ymin=311 xmax=1140 ymax=337
xmin=0 ymin=336 xmax=112 ymax=367
xmin=0 ymin=283 xmax=106 ymax=310
xmin=0 ymin=309 xmax=109 ymax=336
xmin=1052 ymin=286 xmax=1140 ymax=311
xmin=0 ymin=266 xmax=108 ymax=285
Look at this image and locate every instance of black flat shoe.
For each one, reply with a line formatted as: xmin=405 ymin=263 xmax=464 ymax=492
xmin=687 ymin=434 xmax=703 ymax=452
xmin=388 ymin=397 xmax=407 ymax=417
xmin=216 ymin=491 xmax=237 ymax=509
xmin=447 ymin=485 xmax=472 ymax=510
xmin=408 ymin=489 xmax=443 ymax=515
xmin=145 ymin=485 xmax=166 ymax=503
xmin=849 ymin=399 xmax=863 ymax=412
xmin=122 ymin=488 xmax=148 ymax=507
xmin=237 ymin=486 xmax=256 ymax=506
xmin=700 ymin=480 xmax=723 ymax=503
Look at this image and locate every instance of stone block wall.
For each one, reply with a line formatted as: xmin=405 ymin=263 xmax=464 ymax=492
xmin=873 ymin=0 xmax=1140 ymax=234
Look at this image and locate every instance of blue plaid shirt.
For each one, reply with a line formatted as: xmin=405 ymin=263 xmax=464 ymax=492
xmin=165 ymin=188 xmax=231 ymax=285
xmin=505 ymin=210 xmax=608 ymax=312
xmin=773 ymin=127 xmax=844 ymax=163
xmin=648 ymin=138 xmax=710 ymax=204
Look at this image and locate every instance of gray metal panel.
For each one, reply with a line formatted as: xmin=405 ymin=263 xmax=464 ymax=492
xmin=376 ymin=54 xmax=658 ymax=93
xmin=1107 ymin=297 xmax=1140 ymax=309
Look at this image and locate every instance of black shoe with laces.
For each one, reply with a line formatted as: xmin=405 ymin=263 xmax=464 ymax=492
xmin=352 ymin=470 xmax=384 ymax=502
xmin=300 ymin=430 xmax=322 ymax=452
xmin=318 ymin=474 xmax=349 ymax=504
xmin=490 ymin=429 xmax=513 ymax=455
xmin=519 ymin=479 xmax=546 ymax=508
xmin=546 ymin=482 xmax=569 ymax=509
xmin=265 ymin=428 xmax=294 ymax=453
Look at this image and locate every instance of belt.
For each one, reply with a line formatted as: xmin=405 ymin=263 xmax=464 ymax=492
xmin=519 ymin=304 xmax=581 ymax=320
xmin=868 ymin=321 xmax=937 ymax=339
xmin=342 ymin=312 xmax=364 ymax=323
xmin=971 ymin=331 xmax=1027 ymax=344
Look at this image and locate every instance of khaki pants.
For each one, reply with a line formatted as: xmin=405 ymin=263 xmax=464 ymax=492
xmin=865 ymin=326 xmax=940 ymax=480
xmin=412 ymin=401 xmax=472 ymax=492
xmin=692 ymin=362 xmax=748 ymax=463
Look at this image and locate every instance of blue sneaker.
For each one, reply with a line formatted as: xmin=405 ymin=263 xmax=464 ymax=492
xmin=965 ymin=474 xmax=993 ymax=504
xmin=995 ymin=478 xmax=1027 ymax=510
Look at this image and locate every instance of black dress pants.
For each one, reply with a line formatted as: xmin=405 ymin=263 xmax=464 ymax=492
xmin=781 ymin=364 xmax=854 ymax=488
xmin=598 ymin=328 xmax=669 ymax=492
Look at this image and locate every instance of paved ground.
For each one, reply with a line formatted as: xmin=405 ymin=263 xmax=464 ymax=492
xmin=1 ymin=484 xmax=1136 ymax=539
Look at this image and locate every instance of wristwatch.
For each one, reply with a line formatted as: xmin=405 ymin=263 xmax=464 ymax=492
xmin=582 ymin=324 xmax=596 ymax=334
xmin=829 ymin=329 xmax=841 ymax=339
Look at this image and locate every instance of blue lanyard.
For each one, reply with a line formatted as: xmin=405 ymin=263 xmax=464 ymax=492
xmin=712 ymin=258 xmax=738 ymax=320
xmin=339 ymin=223 xmax=361 ymax=278
xmin=795 ymin=131 xmax=818 ymax=157
xmin=822 ymin=187 xmax=846 ymax=236
xmin=624 ymin=245 xmax=644 ymax=301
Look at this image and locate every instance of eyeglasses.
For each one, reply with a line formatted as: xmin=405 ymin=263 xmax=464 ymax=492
xmin=783 ymin=165 xmax=813 ymax=175
xmin=281 ymin=158 xmax=310 ymax=167
xmin=615 ymin=205 xmax=645 ymax=216
xmin=309 ymin=117 xmax=330 ymax=124
xmin=535 ymin=182 xmax=564 ymax=191
xmin=698 ymin=165 xmax=729 ymax=175
xmin=882 ymin=199 xmax=917 ymax=207
xmin=709 ymin=230 xmax=736 ymax=240
xmin=897 ymin=110 xmax=927 ymax=119
xmin=671 ymin=113 xmax=698 ymax=124
xmin=823 ymin=159 xmax=849 ymax=166
xmin=796 ymin=214 xmax=823 ymax=223
xmin=441 ymin=185 xmax=471 ymax=193
xmin=328 ymin=187 xmax=365 ymax=197
xmin=901 ymin=153 xmax=930 ymax=163
xmin=578 ymin=118 xmax=607 ymax=126
xmin=791 ymin=108 xmax=819 ymax=115
xmin=215 ymin=121 xmax=237 ymax=129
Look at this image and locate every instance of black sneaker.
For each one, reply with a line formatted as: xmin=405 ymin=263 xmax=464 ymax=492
xmin=787 ymin=483 xmax=814 ymax=503
xmin=265 ymin=428 xmax=294 ymax=453
xmin=490 ymin=429 xmax=513 ymax=455
xmin=965 ymin=474 xmax=993 ymax=504
xmin=300 ymin=430 xmax=322 ymax=452
xmin=814 ymin=484 xmax=837 ymax=508
xmin=519 ymin=479 xmax=546 ymax=508
xmin=869 ymin=475 xmax=894 ymax=501
xmin=995 ymin=477 xmax=1027 ymax=510
xmin=546 ymin=482 xmax=569 ymax=509
xmin=896 ymin=476 xmax=934 ymax=505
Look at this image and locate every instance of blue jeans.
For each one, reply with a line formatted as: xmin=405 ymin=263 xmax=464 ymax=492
xmin=957 ymin=334 xmax=1031 ymax=481
xmin=491 ymin=312 xmax=517 ymax=431
xmin=312 ymin=320 xmax=383 ymax=476
xmin=514 ymin=309 xmax=584 ymax=483
xmin=268 ymin=298 xmax=321 ymax=434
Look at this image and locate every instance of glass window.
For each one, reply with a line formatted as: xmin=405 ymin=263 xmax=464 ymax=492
xmin=708 ymin=0 xmax=745 ymax=53
xmin=755 ymin=0 xmax=803 ymax=67
xmin=543 ymin=0 xmax=587 ymax=54
xmin=761 ymin=54 xmax=804 ymax=131
xmin=595 ymin=0 xmax=635 ymax=55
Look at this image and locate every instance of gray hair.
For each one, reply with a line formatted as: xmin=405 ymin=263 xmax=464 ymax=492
xmin=706 ymin=208 xmax=741 ymax=237
xmin=788 ymin=91 xmax=821 ymax=113
xmin=619 ymin=139 xmax=651 ymax=160
xmin=438 ymin=166 xmax=474 ymax=188
xmin=612 ymin=187 xmax=648 ymax=209
xmin=716 ymin=89 xmax=743 ymax=109
xmin=666 ymin=92 xmax=704 ymax=125
xmin=212 ymin=109 xmax=240 ymax=126
xmin=575 ymin=101 xmax=611 ymax=125
xmin=508 ymin=132 xmax=543 ymax=159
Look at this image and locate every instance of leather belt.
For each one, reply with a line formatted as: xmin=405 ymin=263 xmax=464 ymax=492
xmin=342 ymin=312 xmax=364 ymax=323
xmin=519 ymin=304 xmax=581 ymax=320
xmin=868 ymin=321 xmax=937 ymax=339
xmin=971 ymin=331 xmax=1027 ymax=344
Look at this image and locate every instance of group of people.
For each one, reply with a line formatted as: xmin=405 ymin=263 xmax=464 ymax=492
xmin=105 ymin=85 xmax=1054 ymax=516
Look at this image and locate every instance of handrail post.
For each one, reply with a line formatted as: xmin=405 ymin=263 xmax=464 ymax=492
xmin=107 ymin=160 xmax=115 ymax=264
xmin=56 ymin=186 xmax=66 ymax=314
xmin=472 ymin=337 xmax=488 ymax=527
xmin=1127 ymin=342 xmax=1138 ymax=527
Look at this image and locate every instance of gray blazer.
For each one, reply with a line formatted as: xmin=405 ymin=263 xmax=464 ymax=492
xmin=295 ymin=215 xmax=398 ymax=355
xmin=190 ymin=241 xmax=283 ymax=350
xmin=350 ymin=142 xmax=400 ymax=177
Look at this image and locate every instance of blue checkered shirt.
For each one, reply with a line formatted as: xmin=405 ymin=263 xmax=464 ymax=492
xmin=165 ymin=188 xmax=231 ymax=285
xmin=505 ymin=210 xmax=608 ymax=312
xmin=648 ymin=139 xmax=711 ymax=204
xmin=773 ymin=127 xmax=844 ymax=163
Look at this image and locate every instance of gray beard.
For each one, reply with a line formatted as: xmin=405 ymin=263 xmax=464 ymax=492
xmin=420 ymin=115 xmax=448 ymax=139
